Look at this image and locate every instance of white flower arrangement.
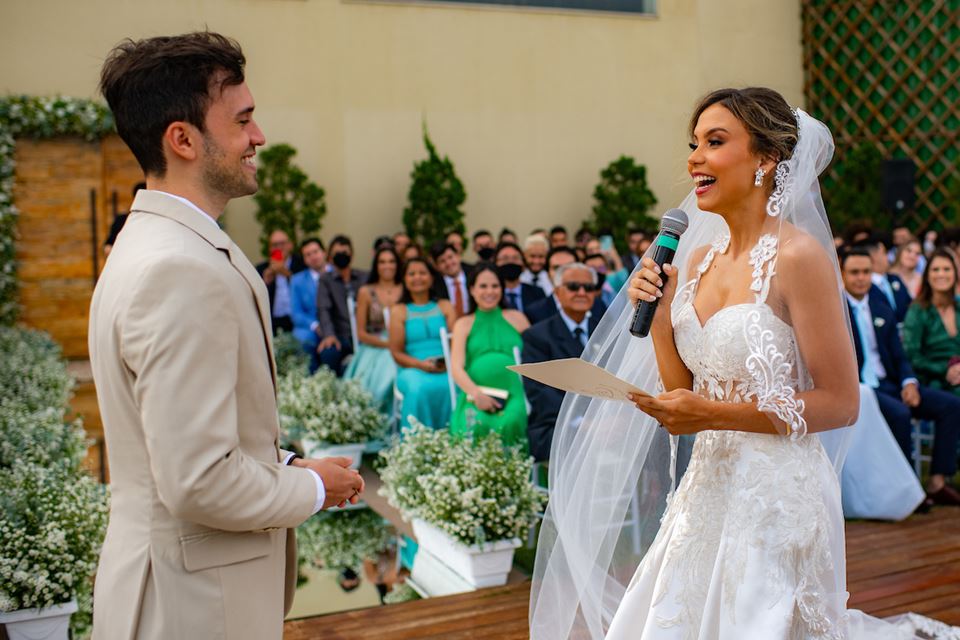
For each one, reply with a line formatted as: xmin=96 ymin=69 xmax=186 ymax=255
xmin=278 ymin=368 xmax=386 ymax=447
xmin=297 ymin=508 xmax=392 ymax=573
xmin=273 ymin=329 xmax=310 ymax=378
xmin=377 ymin=419 xmax=545 ymax=547
xmin=0 ymin=463 xmax=108 ymax=616
xmin=0 ymin=326 xmax=74 ymax=412
xmin=0 ymin=95 xmax=114 ymax=326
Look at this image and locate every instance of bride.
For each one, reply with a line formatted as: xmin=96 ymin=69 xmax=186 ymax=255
xmin=528 ymin=88 xmax=959 ymax=639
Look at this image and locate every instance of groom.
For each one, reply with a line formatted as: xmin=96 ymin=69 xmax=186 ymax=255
xmin=89 ymin=32 xmax=364 ymax=639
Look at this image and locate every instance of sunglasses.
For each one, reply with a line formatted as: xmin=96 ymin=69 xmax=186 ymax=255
xmin=562 ymin=282 xmax=600 ymax=293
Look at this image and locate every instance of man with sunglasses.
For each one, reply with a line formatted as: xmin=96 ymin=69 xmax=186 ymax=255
xmin=525 ymin=246 xmax=606 ymax=325
xmin=521 ymin=263 xmax=602 ymax=461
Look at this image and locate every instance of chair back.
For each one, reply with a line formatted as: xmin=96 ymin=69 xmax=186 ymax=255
xmin=439 ymin=326 xmax=458 ymax=410
xmin=347 ymin=294 xmax=360 ymax=353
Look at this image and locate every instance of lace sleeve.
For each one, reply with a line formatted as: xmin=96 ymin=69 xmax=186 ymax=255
xmin=744 ymin=308 xmax=808 ymax=439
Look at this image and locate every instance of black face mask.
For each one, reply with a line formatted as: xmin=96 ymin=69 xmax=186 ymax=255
xmin=497 ymin=263 xmax=524 ymax=281
xmin=595 ymin=272 xmax=607 ymax=288
xmin=477 ymin=247 xmax=496 ymax=261
xmin=332 ymin=251 xmax=352 ymax=269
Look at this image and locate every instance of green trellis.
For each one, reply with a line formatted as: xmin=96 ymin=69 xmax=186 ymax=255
xmin=802 ymin=0 xmax=960 ymax=231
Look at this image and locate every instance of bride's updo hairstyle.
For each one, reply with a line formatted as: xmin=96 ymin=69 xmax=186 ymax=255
xmin=689 ymin=87 xmax=799 ymax=166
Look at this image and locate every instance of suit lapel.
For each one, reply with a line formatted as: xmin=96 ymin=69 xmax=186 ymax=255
xmin=227 ymin=243 xmax=278 ymax=389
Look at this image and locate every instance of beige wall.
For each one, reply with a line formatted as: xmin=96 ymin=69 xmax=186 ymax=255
xmin=0 ymin=0 xmax=803 ymax=264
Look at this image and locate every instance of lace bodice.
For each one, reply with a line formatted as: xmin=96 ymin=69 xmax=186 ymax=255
xmin=672 ymin=233 xmax=809 ymax=438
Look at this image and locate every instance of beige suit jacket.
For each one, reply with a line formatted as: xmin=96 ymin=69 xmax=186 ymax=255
xmin=89 ymin=191 xmax=316 ymax=640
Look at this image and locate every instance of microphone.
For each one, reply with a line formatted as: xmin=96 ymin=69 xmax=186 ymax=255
xmin=629 ymin=208 xmax=689 ymax=338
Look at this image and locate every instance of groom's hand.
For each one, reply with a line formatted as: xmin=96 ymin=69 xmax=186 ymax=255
xmin=294 ymin=456 xmax=365 ymax=509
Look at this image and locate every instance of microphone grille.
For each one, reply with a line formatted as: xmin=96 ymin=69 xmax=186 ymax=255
xmin=660 ymin=208 xmax=689 ymax=236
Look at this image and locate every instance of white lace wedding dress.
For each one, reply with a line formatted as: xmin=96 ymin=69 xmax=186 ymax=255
xmin=605 ymin=233 xmax=958 ymax=640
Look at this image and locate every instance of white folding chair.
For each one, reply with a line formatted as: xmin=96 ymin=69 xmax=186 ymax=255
xmin=439 ymin=326 xmax=458 ymax=411
xmin=346 ymin=294 xmax=360 ymax=354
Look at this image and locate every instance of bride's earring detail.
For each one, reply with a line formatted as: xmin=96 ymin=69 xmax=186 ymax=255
xmin=754 ymin=167 xmax=765 ymax=187
xmin=765 ymin=161 xmax=791 ymax=217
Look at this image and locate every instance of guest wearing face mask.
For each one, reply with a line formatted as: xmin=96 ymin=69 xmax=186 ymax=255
xmin=316 ymin=235 xmax=368 ymax=375
xmin=495 ymin=242 xmax=546 ymax=315
xmin=472 ymin=229 xmax=497 ymax=263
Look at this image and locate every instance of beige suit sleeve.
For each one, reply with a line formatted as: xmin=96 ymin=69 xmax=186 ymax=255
xmin=121 ymin=254 xmax=316 ymax=531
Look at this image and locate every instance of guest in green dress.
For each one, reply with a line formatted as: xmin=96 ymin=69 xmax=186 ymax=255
xmin=345 ymin=247 xmax=402 ymax=414
xmin=903 ymin=248 xmax=960 ymax=396
xmin=449 ymin=263 xmax=531 ymax=447
xmin=389 ymin=257 xmax=456 ymax=429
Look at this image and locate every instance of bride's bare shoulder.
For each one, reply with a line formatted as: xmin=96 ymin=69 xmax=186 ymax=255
xmin=777 ymin=224 xmax=837 ymax=280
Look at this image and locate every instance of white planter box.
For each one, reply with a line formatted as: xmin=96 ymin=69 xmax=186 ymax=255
xmin=412 ymin=518 xmax=520 ymax=589
xmin=0 ymin=599 xmax=77 ymax=640
xmin=301 ymin=440 xmax=365 ymax=470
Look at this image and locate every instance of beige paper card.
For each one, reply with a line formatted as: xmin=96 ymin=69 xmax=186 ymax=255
xmin=508 ymin=358 xmax=652 ymax=402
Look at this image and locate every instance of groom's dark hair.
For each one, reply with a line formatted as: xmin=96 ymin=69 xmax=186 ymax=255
xmin=99 ymin=31 xmax=246 ymax=177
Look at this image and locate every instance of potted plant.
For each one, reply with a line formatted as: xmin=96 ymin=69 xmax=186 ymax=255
xmin=297 ymin=508 xmax=392 ymax=576
xmin=402 ymin=123 xmax=467 ymax=250
xmin=278 ymin=368 xmax=386 ymax=469
xmin=0 ymin=463 xmax=108 ymax=640
xmin=378 ymin=420 xmax=545 ymax=592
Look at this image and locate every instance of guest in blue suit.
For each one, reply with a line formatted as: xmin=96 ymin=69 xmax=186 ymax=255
xmin=521 ymin=262 xmax=601 ymax=462
xmin=841 ymin=248 xmax=960 ymax=506
xmin=290 ymin=237 xmax=327 ymax=372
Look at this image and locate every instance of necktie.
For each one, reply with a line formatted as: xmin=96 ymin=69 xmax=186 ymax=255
xmin=573 ymin=327 xmax=587 ymax=349
xmin=854 ymin=303 xmax=880 ymax=388
xmin=454 ymin=279 xmax=465 ymax=318
xmin=506 ymin=291 xmax=520 ymax=310
xmin=878 ymin=277 xmax=896 ymax=310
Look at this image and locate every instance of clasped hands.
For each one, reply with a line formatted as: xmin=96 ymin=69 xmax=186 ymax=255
xmin=291 ymin=456 xmax=364 ymax=509
xmin=628 ymin=388 xmax=714 ymax=435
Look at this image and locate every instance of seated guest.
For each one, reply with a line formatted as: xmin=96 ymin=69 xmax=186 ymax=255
xmin=431 ymin=242 xmax=472 ymax=318
xmin=520 ymin=234 xmax=553 ymax=294
xmin=585 ymin=237 xmax=629 ymax=291
xmin=890 ymin=235 xmax=924 ymax=298
xmin=498 ymin=227 xmax=518 ymax=245
xmin=621 ymin=228 xmax=647 ymax=273
xmin=445 ymin=229 xmax=474 ymax=272
xmin=317 ymin=235 xmax=368 ymax=375
xmin=290 ymin=237 xmax=327 ymax=372
xmin=584 ymin=253 xmax=620 ymax=307
xmin=549 ymin=225 xmax=568 ymax=248
xmin=858 ymin=233 xmax=912 ymax=323
xmin=495 ymin=242 xmax=545 ymax=315
xmin=392 ymin=231 xmax=411 ymax=258
xmin=842 ymin=248 xmax=960 ymax=505
xmin=449 ymin=263 xmax=530 ymax=447
xmin=525 ymin=246 xmax=606 ymax=325
xmin=389 ymin=257 xmax=456 ymax=429
xmin=345 ymin=247 xmax=403 ymax=414
xmin=256 ymin=229 xmax=306 ymax=334
xmin=472 ymin=229 xmax=497 ymax=262
xmin=522 ymin=263 xmax=600 ymax=461
xmin=903 ymin=248 xmax=960 ymax=397
xmin=402 ymin=242 xmax=423 ymax=262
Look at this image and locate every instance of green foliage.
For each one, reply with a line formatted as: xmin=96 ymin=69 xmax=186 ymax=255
xmin=0 ymin=96 xmax=114 ymax=326
xmin=822 ymin=142 xmax=884 ymax=232
xmin=403 ymin=124 xmax=466 ymax=250
xmin=589 ymin=156 xmax=658 ymax=254
xmin=378 ymin=420 xmax=544 ymax=546
xmin=945 ymin=160 xmax=960 ymax=226
xmin=0 ymin=326 xmax=73 ymax=413
xmin=253 ymin=143 xmax=326 ymax=258
xmin=273 ymin=330 xmax=310 ymax=378
xmin=297 ymin=509 xmax=392 ymax=573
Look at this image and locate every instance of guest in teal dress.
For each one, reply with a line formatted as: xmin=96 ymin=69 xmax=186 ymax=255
xmin=449 ymin=263 xmax=530 ymax=447
xmin=345 ymin=247 xmax=402 ymax=414
xmin=903 ymin=248 xmax=960 ymax=396
xmin=389 ymin=257 xmax=456 ymax=429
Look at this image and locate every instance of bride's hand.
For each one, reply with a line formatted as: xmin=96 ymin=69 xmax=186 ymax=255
xmin=628 ymin=258 xmax=679 ymax=323
xmin=629 ymin=389 xmax=713 ymax=435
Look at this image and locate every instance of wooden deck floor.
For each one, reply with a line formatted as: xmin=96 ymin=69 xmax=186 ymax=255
xmin=284 ymin=508 xmax=960 ymax=639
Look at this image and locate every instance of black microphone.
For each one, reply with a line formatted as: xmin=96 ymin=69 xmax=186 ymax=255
xmin=629 ymin=208 xmax=690 ymax=338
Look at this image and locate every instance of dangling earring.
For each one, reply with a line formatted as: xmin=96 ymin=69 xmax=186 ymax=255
xmin=754 ymin=167 xmax=765 ymax=187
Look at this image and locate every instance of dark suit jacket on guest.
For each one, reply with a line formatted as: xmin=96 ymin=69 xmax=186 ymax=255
xmin=882 ymin=273 xmax=913 ymax=324
xmin=503 ymin=283 xmax=546 ymax=314
xmin=521 ymin=313 xmax=601 ymax=462
xmin=848 ymin=289 xmax=915 ymax=386
xmin=524 ymin=294 xmax=607 ymax=326
xmin=255 ymin=254 xmax=306 ymax=318
xmin=317 ymin=269 xmax=369 ymax=341
xmin=431 ymin=266 xmax=475 ymax=304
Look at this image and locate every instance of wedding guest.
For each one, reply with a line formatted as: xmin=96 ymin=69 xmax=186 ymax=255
xmin=549 ymin=225 xmax=569 ymax=248
xmin=520 ymin=233 xmax=553 ymax=294
xmin=345 ymin=247 xmax=402 ymax=413
xmin=430 ymin=241 xmax=472 ymax=318
xmin=472 ymin=229 xmax=496 ymax=262
xmin=584 ymin=253 xmax=620 ymax=307
xmin=890 ymin=235 xmax=924 ymax=297
xmin=257 ymin=228 xmax=306 ymax=334
xmin=858 ymin=233 xmax=911 ymax=323
xmin=621 ymin=228 xmax=647 ymax=272
xmin=103 ymin=181 xmax=145 ymax=257
xmin=290 ymin=237 xmax=327 ymax=372
xmin=498 ymin=227 xmax=518 ymax=245
xmin=392 ymin=231 xmax=411 ymax=258
xmin=522 ymin=263 xmax=601 ymax=461
xmin=317 ymin=235 xmax=368 ymax=375
xmin=842 ymin=248 xmax=960 ymax=505
xmin=449 ymin=263 xmax=530 ymax=447
xmin=496 ymin=241 xmax=545 ymax=315
xmin=585 ymin=237 xmax=629 ymax=291
xmin=525 ymin=246 xmax=606 ymax=325
xmin=903 ymin=248 xmax=960 ymax=398
xmin=575 ymin=226 xmax=593 ymax=253
xmin=445 ymin=229 xmax=467 ymax=256
xmin=402 ymin=242 xmax=423 ymax=262
xmin=389 ymin=257 xmax=456 ymax=429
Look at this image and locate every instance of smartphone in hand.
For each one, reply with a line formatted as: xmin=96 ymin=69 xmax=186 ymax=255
xmin=600 ymin=235 xmax=614 ymax=253
xmin=270 ymin=249 xmax=284 ymax=262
